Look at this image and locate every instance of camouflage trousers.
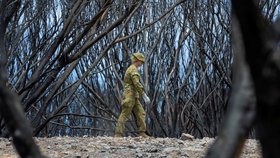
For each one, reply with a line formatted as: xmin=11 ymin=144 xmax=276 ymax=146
xmin=115 ymin=96 xmax=146 ymax=136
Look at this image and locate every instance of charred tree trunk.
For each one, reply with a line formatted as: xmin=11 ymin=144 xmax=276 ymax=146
xmin=0 ymin=0 xmax=45 ymax=157
xmin=233 ymin=0 xmax=280 ymax=157
xmin=206 ymin=0 xmax=280 ymax=157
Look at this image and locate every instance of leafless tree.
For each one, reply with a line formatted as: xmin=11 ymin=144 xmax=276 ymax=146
xmin=0 ymin=0 xmax=236 ymax=138
xmin=0 ymin=0 xmax=45 ymax=157
xmin=2 ymin=0 xmax=280 ymax=142
xmin=206 ymin=0 xmax=280 ymax=157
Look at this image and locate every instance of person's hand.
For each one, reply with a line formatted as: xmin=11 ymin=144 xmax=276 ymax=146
xmin=143 ymin=93 xmax=151 ymax=104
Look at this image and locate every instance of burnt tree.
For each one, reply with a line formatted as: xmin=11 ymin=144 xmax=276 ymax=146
xmin=206 ymin=0 xmax=280 ymax=157
xmin=0 ymin=0 xmax=45 ymax=157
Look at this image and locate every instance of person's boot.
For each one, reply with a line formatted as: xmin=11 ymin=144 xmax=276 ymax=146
xmin=114 ymin=133 xmax=122 ymax=137
xmin=139 ymin=132 xmax=149 ymax=138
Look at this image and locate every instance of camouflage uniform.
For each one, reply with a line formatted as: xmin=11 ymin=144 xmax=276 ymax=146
xmin=115 ymin=53 xmax=147 ymax=137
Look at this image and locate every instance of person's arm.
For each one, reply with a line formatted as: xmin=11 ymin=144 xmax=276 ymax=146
xmin=131 ymin=72 xmax=144 ymax=96
xmin=131 ymin=71 xmax=151 ymax=104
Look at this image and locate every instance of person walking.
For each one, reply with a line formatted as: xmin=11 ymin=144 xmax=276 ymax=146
xmin=115 ymin=52 xmax=151 ymax=138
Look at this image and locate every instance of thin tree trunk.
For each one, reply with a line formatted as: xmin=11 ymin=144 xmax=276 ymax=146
xmin=0 ymin=0 xmax=45 ymax=157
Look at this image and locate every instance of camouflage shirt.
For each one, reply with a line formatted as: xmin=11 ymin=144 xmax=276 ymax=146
xmin=123 ymin=64 xmax=144 ymax=98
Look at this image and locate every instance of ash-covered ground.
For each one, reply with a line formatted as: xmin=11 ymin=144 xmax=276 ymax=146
xmin=0 ymin=136 xmax=261 ymax=158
